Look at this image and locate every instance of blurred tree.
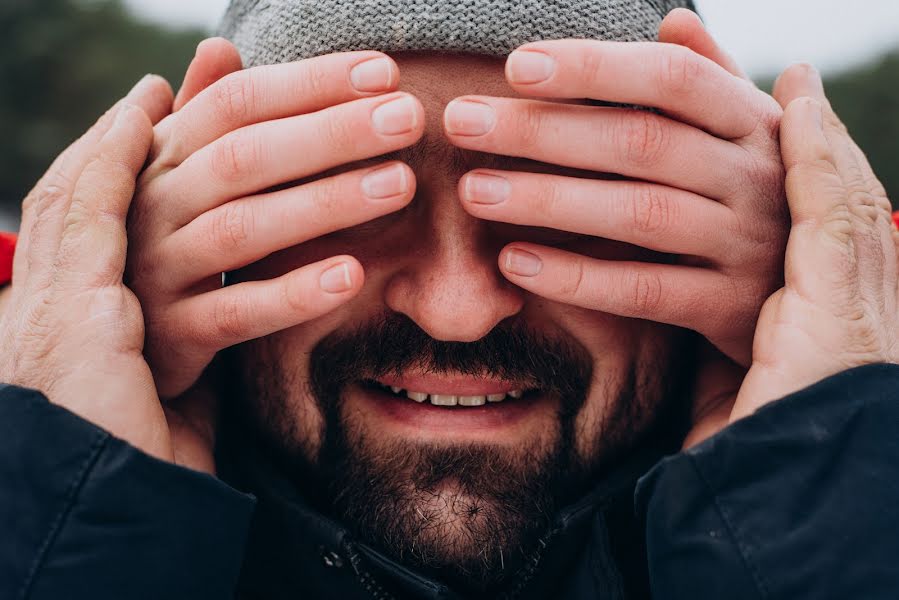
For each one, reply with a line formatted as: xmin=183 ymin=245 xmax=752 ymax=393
xmin=0 ymin=0 xmax=204 ymax=214
xmin=825 ymin=51 xmax=899 ymax=209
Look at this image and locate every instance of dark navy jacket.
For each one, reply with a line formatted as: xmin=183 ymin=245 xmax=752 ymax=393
xmin=1 ymin=365 xmax=898 ymax=599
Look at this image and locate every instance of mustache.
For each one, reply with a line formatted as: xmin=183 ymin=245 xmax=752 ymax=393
xmin=309 ymin=313 xmax=594 ymax=403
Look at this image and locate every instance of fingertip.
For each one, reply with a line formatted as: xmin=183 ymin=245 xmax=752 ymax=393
xmin=319 ymin=256 xmax=365 ymax=295
xmin=781 ymin=96 xmax=831 ymax=173
xmin=773 ymin=62 xmax=826 ymax=108
xmin=196 ymin=37 xmax=243 ymax=70
xmin=659 ymin=7 xmax=704 ymax=43
xmin=112 ymin=102 xmax=153 ymax=140
xmin=127 ymin=74 xmax=175 ymax=125
xmin=499 ymin=245 xmax=544 ymax=278
xmin=349 ymin=52 xmax=401 ymax=94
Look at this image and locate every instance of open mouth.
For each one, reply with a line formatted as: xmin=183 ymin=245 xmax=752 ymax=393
xmin=351 ymin=375 xmax=552 ymax=436
xmin=365 ymin=380 xmax=533 ymax=407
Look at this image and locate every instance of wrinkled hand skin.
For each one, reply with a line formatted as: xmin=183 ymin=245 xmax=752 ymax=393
xmin=447 ymin=8 xmax=789 ymax=369
xmin=127 ymin=40 xmax=425 ymax=400
xmin=733 ymin=63 xmax=899 ymax=420
xmin=0 ymin=76 xmax=178 ymax=464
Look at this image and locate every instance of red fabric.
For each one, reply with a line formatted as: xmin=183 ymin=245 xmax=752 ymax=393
xmin=894 ymin=211 xmax=899 ymax=230
xmin=0 ymin=232 xmax=17 ymax=287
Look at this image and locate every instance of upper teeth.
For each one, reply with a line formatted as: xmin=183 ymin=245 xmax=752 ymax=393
xmin=381 ymin=385 xmax=525 ymax=406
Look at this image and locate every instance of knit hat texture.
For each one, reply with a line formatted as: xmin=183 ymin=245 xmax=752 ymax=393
xmin=220 ymin=0 xmax=696 ymax=67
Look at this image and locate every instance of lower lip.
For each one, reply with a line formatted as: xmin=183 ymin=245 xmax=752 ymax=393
xmin=351 ymin=384 xmax=549 ymax=435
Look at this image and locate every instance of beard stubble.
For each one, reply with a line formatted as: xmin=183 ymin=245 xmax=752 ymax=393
xmin=231 ymin=313 xmax=686 ymax=593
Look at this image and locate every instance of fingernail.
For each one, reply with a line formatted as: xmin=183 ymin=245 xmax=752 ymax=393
xmin=372 ymin=95 xmax=418 ymax=135
xmin=463 ymin=173 xmax=511 ymax=204
xmin=320 ymin=262 xmax=353 ymax=293
xmin=505 ymin=248 xmax=543 ymax=277
xmin=507 ymin=51 xmax=556 ymax=84
xmin=445 ymin=100 xmax=496 ymax=137
xmin=362 ymin=163 xmax=408 ymax=200
xmin=350 ymin=57 xmax=395 ymax=92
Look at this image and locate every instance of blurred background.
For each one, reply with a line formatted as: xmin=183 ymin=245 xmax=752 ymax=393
xmin=1 ymin=0 xmax=898 ymax=229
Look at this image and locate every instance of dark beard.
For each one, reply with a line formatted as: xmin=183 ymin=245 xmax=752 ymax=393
xmin=228 ymin=313 xmax=689 ymax=595
xmin=325 ymin=434 xmax=573 ymax=593
xmin=307 ymin=313 xmax=592 ymax=593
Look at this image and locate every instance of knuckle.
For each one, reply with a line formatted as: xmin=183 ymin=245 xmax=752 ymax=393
xmin=282 ymin=274 xmax=311 ymax=314
xmin=299 ymin=61 xmax=332 ymax=100
xmin=618 ymin=111 xmax=668 ymax=168
xmin=532 ymin=177 xmax=563 ymax=221
xmin=791 ymin=158 xmax=840 ymax=184
xmin=307 ymin=180 xmax=341 ymax=224
xmin=631 ymin=185 xmax=674 ymax=235
xmin=320 ymin=112 xmax=356 ymax=152
xmin=560 ymin=258 xmax=587 ymax=299
xmin=847 ymin=188 xmax=889 ymax=226
xmin=579 ymin=47 xmax=606 ymax=88
xmin=631 ymin=271 xmax=663 ymax=315
xmin=209 ymin=202 xmax=254 ymax=253
xmin=211 ymin=131 xmax=262 ymax=183
xmin=26 ymin=181 xmax=70 ymax=216
xmin=657 ymin=49 xmax=703 ymax=97
xmin=212 ymin=72 xmax=256 ymax=124
xmin=514 ymin=102 xmax=547 ymax=153
xmin=211 ymin=294 xmax=248 ymax=343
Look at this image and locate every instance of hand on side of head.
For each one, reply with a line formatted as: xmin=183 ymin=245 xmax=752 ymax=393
xmin=442 ymin=8 xmax=788 ymax=370
xmin=127 ymin=40 xmax=425 ymax=399
xmin=0 ymin=75 xmax=179 ymax=463
xmin=732 ymin=64 xmax=898 ymax=419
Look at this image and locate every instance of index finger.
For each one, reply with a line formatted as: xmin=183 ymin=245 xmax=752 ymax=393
xmin=153 ymin=51 xmax=400 ymax=169
xmin=505 ymin=40 xmax=779 ymax=140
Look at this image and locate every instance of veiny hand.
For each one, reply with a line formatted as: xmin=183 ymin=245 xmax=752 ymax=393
xmin=446 ymin=9 xmax=788 ymax=368
xmin=0 ymin=76 xmax=178 ymax=463
xmin=128 ymin=40 xmax=425 ymax=399
xmin=732 ymin=63 xmax=899 ymax=419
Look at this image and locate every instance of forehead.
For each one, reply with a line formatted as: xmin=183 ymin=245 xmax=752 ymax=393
xmin=392 ymin=52 xmax=514 ymax=106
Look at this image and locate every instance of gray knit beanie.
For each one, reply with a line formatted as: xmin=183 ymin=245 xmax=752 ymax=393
xmin=220 ymin=0 xmax=696 ymax=68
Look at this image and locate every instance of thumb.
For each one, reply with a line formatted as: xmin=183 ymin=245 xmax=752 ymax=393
xmin=174 ymin=37 xmax=244 ymax=112
xmin=659 ymin=8 xmax=749 ymax=81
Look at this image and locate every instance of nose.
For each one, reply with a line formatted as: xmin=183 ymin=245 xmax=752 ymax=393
xmin=385 ymin=201 xmax=524 ymax=342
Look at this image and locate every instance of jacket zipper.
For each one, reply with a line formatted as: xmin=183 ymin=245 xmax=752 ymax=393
xmin=345 ymin=544 xmax=398 ymax=600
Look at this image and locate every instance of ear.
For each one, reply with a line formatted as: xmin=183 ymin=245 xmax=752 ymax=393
xmin=173 ymin=37 xmax=244 ymax=112
xmin=659 ymin=8 xmax=749 ymax=81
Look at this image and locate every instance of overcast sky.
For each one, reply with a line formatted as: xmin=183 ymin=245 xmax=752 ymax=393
xmin=123 ymin=0 xmax=899 ymax=78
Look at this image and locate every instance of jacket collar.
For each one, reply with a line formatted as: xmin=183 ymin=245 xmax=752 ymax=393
xmin=218 ymin=431 xmax=669 ymax=600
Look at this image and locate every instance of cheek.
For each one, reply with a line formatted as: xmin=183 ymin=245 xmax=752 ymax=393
xmin=237 ymin=333 xmax=328 ymax=463
xmin=536 ymin=301 xmax=684 ymax=465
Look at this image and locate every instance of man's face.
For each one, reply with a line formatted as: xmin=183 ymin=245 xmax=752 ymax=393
xmin=231 ymin=53 xmax=689 ymax=589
